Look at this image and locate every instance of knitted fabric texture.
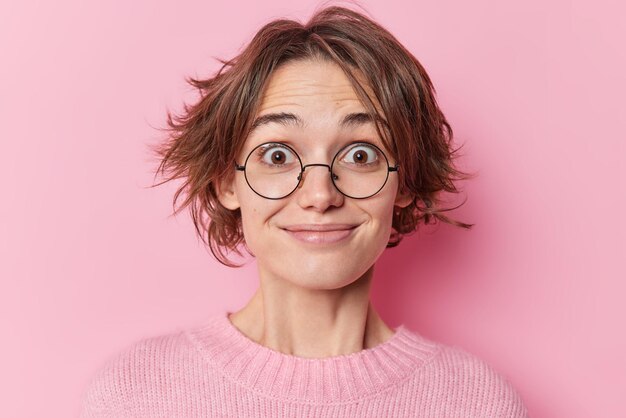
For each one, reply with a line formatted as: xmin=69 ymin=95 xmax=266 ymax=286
xmin=80 ymin=311 xmax=527 ymax=417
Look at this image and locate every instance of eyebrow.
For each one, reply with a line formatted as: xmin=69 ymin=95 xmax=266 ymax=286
xmin=249 ymin=111 xmax=389 ymax=133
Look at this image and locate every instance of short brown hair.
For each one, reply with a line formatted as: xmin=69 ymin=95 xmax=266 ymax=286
xmin=150 ymin=5 xmax=472 ymax=267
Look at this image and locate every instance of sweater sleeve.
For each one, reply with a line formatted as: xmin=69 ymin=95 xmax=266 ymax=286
xmin=78 ymin=336 xmax=168 ymax=418
xmin=424 ymin=345 xmax=529 ymax=417
xmin=79 ymin=352 xmax=132 ymax=418
xmin=78 ymin=330 xmax=192 ymax=418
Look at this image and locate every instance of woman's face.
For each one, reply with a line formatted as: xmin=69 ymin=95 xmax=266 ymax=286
xmin=218 ymin=59 xmax=412 ymax=289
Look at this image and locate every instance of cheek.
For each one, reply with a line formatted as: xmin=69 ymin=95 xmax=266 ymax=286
xmin=375 ymin=206 xmax=395 ymax=244
xmin=239 ymin=204 xmax=262 ymax=244
xmin=237 ymin=194 xmax=283 ymax=255
xmin=365 ymin=190 xmax=398 ymax=244
xmin=368 ymin=188 xmax=397 ymax=225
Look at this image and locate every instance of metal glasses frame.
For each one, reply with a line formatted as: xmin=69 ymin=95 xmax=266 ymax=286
xmin=234 ymin=142 xmax=399 ymax=200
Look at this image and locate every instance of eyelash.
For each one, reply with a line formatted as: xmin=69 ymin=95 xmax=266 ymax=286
xmin=339 ymin=143 xmax=381 ymax=165
xmin=255 ymin=140 xmax=382 ymax=154
xmin=255 ymin=141 xmax=381 ymax=167
xmin=255 ymin=143 xmax=296 ymax=167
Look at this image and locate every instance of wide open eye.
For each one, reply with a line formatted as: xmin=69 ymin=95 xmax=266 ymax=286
xmin=257 ymin=143 xmax=297 ymax=167
xmin=339 ymin=143 xmax=380 ymax=166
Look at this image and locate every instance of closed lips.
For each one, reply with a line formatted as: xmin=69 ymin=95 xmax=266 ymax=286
xmin=281 ymin=224 xmax=359 ymax=244
xmin=282 ymin=224 xmax=358 ymax=231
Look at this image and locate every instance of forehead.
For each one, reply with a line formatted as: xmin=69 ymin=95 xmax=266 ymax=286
xmin=255 ymin=59 xmax=383 ymax=125
xmin=244 ymin=59 xmax=389 ymax=150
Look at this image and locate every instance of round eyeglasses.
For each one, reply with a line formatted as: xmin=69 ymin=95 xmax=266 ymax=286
xmin=235 ymin=142 xmax=399 ymax=200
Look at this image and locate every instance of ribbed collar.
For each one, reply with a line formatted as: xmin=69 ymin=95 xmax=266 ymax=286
xmin=185 ymin=311 xmax=441 ymax=404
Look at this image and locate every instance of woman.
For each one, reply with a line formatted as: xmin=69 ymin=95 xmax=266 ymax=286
xmin=81 ymin=6 xmax=527 ymax=417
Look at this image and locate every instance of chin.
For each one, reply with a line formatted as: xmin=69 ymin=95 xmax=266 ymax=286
xmin=281 ymin=257 xmax=372 ymax=288
xmin=290 ymin=273 xmax=359 ymax=291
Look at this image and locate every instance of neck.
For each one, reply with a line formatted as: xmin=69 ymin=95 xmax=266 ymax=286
xmin=228 ymin=263 xmax=393 ymax=358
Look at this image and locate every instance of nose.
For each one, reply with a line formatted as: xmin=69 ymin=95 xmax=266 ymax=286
xmin=295 ymin=164 xmax=344 ymax=212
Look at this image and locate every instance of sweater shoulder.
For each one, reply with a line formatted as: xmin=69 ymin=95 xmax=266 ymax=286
xmin=416 ymin=340 xmax=528 ymax=417
xmin=79 ymin=328 xmax=195 ymax=418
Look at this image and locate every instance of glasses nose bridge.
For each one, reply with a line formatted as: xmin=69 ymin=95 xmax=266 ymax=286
xmin=297 ymin=163 xmax=338 ymax=183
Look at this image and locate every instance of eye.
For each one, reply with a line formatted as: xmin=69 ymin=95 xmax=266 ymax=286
xmin=340 ymin=143 xmax=380 ymax=165
xmin=257 ymin=143 xmax=297 ymax=166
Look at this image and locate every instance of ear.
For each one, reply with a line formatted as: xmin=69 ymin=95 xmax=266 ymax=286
xmin=394 ymin=186 xmax=413 ymax=209
xmin=215 ymin=175 xmax=241 ymax=211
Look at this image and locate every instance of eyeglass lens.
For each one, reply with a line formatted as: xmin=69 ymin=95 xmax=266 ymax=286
xmin=241 ymin=142 xmax=393 ymax=199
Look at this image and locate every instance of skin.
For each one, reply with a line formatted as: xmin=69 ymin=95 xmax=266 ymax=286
xmin=217 ymin=58 xmax=413 ymax=358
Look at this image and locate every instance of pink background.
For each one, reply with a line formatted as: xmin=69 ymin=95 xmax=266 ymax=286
xmin=1 ymin=0 xmax=624 ymax=416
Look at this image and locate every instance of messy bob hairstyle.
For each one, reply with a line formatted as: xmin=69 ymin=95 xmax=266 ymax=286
xmin=151 ymin=5 xmax=471 ymax=267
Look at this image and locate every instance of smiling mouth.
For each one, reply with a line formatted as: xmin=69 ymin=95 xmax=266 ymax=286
xmin=281 ymin=224 xmax=358 ymax=244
